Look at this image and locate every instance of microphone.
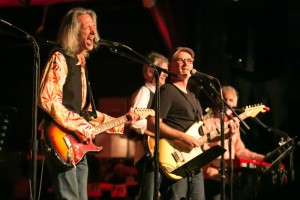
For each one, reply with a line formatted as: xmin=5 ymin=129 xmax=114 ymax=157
xmin=99 ymin=39 xmax=125 ymax=48
xmin=190 ymin=69 xmax=215 ymax=80
xmin=43 ymin=40 xmax=61 ymax=47
xmin=36 ymin=38 xmax=61 ymax=47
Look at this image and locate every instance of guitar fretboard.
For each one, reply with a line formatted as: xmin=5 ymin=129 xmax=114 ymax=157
xmin=199 ymin=129 xmax=220 ymax=146
xmin=201 ymin=109 xmax=256 ymax=143
xmin=95 ymin=115 xmax=128 ymax=135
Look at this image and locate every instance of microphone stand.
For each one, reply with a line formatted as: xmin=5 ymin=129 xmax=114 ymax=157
xmin=213 ymin=79 xmax=226 ymax=200
xmin=101 ymin=43 xmax=178 ymax=200
xmin=195 ymin=76 xmax=226 ymax=199
xmin=153 ymin=68 xmax=160 ymax=200
xmin=207 ymin=83 xmax=250 ymax=131
xmin=0 ymin=19 xmax=40 ymax=200
xmin=203 ymin=79 xmax=250 ymax=200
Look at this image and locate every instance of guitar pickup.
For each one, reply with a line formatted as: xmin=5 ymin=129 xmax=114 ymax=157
xmin=172 ymin=150 xmax=184 ymax=162
xmin=63 ymin=136 xmax=72 ymax=149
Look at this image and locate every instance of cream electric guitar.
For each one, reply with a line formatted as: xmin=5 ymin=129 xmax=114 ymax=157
xmin=159 ymin=104 xmax=269 ymax=180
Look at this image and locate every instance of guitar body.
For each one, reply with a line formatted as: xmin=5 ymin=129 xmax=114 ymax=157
xmin=143 ymin=135 xmax=155 ymax=158
xmin=147 ymin=104 xmax=268 ymax=180
xmin=159 ymin=121 xmax=203 ymax=180
xmin=43 ymin=108 xmax=154 ymax=167
xmin=45 ymin=121 xmax=103 ymax=167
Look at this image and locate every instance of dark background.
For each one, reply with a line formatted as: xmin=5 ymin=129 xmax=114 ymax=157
xmin=0 ymin=0 xmax=299 ymax=199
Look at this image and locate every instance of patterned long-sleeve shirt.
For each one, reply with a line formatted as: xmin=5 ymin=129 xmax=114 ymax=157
xmin=38 ymin=51 xmax=124 ymax=142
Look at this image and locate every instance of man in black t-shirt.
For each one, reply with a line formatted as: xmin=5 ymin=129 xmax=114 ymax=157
xmin=147 ymin=47 xmax=240 ymax=200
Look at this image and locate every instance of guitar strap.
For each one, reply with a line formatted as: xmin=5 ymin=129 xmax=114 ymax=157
xmin=171 ymin=83 xmax=204 ymax=135
xmin=171 ymin=83 xmax=202 ymax=121
xmin=187 ymin=92 xmax=203 ymax=121
xmin=80 ymin=66 xmax=98 ymax=121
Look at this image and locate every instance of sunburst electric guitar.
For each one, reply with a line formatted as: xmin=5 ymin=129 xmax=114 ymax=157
xmin=148 ymin=104 xmax=268 ymax=180
xmin=44 ymin=108 xmax=155 ymax=167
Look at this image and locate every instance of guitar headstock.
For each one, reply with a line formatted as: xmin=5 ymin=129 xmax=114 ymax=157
xmin=134 ymin=108 xmax=155 ymax=119
xmin=244 ymin=104 xmax=270 ymax=118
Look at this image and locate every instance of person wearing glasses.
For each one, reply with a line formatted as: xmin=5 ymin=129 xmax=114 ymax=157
xmin=130 ymin=52 xmax=169 ymax=200
xmin=147 ymin=47 xmax=240 ymax=200
xmin=38 ymin=8 xmax=141 ymax=200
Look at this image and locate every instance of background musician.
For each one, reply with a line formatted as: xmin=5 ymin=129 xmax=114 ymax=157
xmin=130 ymin=51 xmax=169 ymax=200
xmin=202 ymin=85 xmax=265 ymax=200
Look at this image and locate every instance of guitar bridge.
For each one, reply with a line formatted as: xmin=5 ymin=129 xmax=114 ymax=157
xmin=67 ymin=151 xmax=71 ymax=162
xmin=66 ymin=151 xmax=76 ymax=168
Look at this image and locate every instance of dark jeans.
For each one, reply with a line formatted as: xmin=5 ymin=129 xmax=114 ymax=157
xmin=42 ymin=140 xmax=89 ymax=200
xmin=160 ymin=170 xmax=205 ymax=200
xmin=135 ymin=155 xmax=161 ymax=200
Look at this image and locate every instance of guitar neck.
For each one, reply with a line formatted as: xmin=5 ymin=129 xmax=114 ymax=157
xmin=199 ymin=129 xmax=220 ymax=146
xmin=238 ymin=112 xmax=250 ymax=121
xmin=95 ymin=115 xmax=128 ymax=136
xmin=201 ymin=111 xmax=250 ymax=143
xmin=223 ymin=111 xmax=249 ymax=129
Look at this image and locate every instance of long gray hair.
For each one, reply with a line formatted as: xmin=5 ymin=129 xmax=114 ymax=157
xmin=57 ymin=7 xmax=100 ymax=57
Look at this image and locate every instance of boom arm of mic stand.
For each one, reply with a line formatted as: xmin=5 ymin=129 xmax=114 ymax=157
xmin=107 ymin=46 xmax=179 ymax=78
xmin=208 ymin=82 xmax=250 ymax=130
xmin=198 ymin=85 xmax=248 ymax=135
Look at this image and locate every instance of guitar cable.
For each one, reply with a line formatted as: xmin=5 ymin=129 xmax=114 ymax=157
xmin=37 ymin=156 xmax=45 ymax=200
xmin=29 ymin=154 xmax=45 ymax=200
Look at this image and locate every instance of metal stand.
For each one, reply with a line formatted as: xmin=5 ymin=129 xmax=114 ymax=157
xmin=255 ymin=117 xmax=297 ymax=181
xmin=191 ymin=75 xmax=250 ymax=200
xmin=100 ymin=41 xmax=178 ymax=200
xmin=0 ymin=19 xmax=40 ymax=200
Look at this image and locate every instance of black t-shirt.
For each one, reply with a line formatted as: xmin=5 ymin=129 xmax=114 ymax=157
xmin=156 ymin=83 xmax=203 ymax=132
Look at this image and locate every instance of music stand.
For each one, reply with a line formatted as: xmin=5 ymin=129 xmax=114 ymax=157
xmin=172 ymin=145 xmax=226 ymax=200
xmin=262 ymin=138 xmax=296 ymax=175
xmin=0 ymin=106 xmax=17 ymax=153
xmin=172 ymin=145 xmax=226 ymax=177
